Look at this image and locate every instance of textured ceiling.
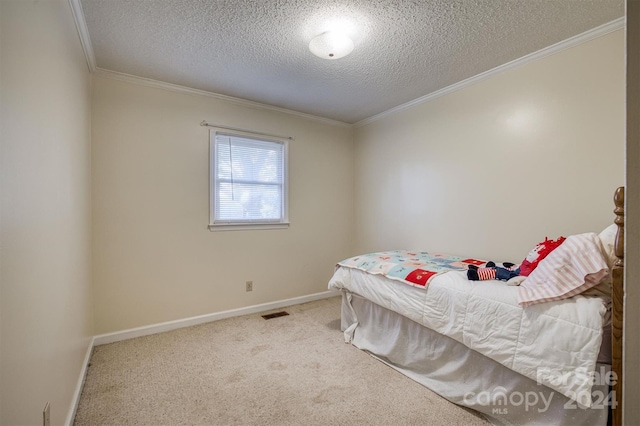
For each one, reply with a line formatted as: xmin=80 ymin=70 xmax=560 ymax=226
xmin=79 ymin=0 xmax=624 ymax=124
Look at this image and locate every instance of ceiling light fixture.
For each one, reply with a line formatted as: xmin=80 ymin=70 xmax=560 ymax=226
xmin=309 ymin=31 xmax=354 ymax=60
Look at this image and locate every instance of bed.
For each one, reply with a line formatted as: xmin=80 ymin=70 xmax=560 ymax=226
xmin=328 ymin=187 xmax=625 ymax=426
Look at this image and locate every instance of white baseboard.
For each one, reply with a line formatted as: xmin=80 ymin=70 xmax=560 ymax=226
xmin=94 ymin=290 xmax=338 ymax=346
xmin=65 ymin=290 xmax=338 ymax=423
xmin=65 ymin=336 xmax=94 ymax=426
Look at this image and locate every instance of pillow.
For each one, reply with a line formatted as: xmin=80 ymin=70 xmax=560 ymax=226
xmin=518 ymin=233 xmax=609 ymax=306
xmin=598 ymin=223 xmax=618 ymax=269
xmin=580 ymin=279 xmax=611 ymax=298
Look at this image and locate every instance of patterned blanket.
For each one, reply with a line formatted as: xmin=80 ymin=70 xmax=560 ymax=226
xmin=337 ymin=250 xmax=485 ymax=288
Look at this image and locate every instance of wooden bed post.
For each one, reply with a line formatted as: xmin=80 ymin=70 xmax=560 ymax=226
xmin=612 ymin=186 xmax=624 ymax=426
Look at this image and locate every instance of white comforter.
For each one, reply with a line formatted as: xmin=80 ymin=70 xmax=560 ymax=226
xmin=328 ymin=267 xmax=608 ymax=407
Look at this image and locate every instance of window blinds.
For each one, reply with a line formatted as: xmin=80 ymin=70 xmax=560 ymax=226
xmin=214 ymin=134 xmax=285 ymax=223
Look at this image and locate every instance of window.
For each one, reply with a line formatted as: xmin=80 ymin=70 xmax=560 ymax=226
xmin=209 ymin=130 xmax=289 ymax=231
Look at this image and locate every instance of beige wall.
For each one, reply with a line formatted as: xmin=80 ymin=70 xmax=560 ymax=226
xmin=354 ymin=30 xmax=625 ymax=262
xmin=625 ymin=1 xmax=639 ymax=424
xmin=0 ymin=2 xmax=630 ymax=424
xmin=91 ymin=76 xmax=354 ymax=334
xmin=0 ymin=1 xmax=93 ymax=425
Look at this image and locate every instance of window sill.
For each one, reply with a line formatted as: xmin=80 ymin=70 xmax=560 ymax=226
xmin=208 ymin=222 xmax=290 ymax=232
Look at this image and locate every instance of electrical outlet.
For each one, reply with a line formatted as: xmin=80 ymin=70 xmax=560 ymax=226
xmin=43 ymin=402 xmax=50 ymax=426
xmin=246 ymin=281 xmax=253 ymax=292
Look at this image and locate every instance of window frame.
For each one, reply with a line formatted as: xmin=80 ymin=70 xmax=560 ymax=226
xmin=209 ymin=129 xmax=289 ymax=231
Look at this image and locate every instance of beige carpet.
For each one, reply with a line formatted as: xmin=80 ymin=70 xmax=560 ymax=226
xmin=74 ymin=296 xmax=489 ymax=425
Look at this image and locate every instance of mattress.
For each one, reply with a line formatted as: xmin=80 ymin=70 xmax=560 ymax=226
xmin=328 ymin=266 xmax=609 ymax=407
xmin=341 ymin=292 xmax=610 ymax=426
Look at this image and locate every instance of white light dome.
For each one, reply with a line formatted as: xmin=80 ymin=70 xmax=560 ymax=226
xmin=309 ymin=31 xmax=354 ymax=60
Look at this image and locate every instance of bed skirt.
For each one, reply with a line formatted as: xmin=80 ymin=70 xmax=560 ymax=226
xmin=341 ymin=291 xmax=611 ymax=426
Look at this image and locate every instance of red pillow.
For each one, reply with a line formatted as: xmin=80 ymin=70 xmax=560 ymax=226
xmin=519 ymin=236 xmax=566 ymax=276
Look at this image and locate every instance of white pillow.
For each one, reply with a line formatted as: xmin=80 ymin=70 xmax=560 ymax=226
xmin=598 ymin=223 xmax=618 ymax=269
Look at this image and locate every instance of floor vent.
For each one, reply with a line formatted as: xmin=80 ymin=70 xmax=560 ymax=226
xmin=262 ymin=311 xmax=289 ymax=320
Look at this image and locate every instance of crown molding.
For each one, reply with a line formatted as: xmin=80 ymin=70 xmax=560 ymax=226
xmin=67 ymin=0 xmax=350 ymax=128
xmin=68 ymin=0 xmax=96 ymax=72
xmin=354 ymin=17 xmax=626 ymax=128
xmin=69 ymin=0 xmax=624 ymax=130
xmin=92 ymin=69 xmax=352 ymax=128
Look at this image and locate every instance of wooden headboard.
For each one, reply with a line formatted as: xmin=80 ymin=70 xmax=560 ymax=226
xmin=612 ymin=186 xmax=624 ymax=426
